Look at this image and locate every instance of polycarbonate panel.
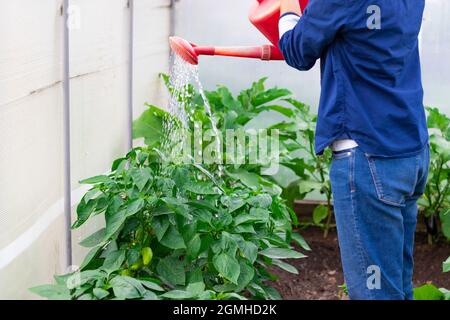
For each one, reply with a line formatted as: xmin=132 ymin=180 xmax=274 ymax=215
xmin=421 ymin=0 xmax=450 ymax=114
xmin=133 ymin=0 xmax=171 ymax=117
xmin=0 ymin=215 xmax=66 ymax=300
xmin=0 ymin=0 xmax=172 ymax=298
xmin=69 ymin=0 xmax=132 ymax=264
xmin=0 ymin=0 xmax=66 ymax=299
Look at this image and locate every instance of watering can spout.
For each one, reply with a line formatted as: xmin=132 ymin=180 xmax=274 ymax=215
xmin=169 ymin=0 xmax=309 ymax=65
xmin=169 ymin=36 xmax=284 ymax=66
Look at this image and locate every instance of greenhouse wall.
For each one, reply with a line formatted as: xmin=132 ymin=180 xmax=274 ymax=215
xmin=174 ymin=0 xmax=450 ymax=115
xmin=0 ymin=0 xmax=171 ymax=299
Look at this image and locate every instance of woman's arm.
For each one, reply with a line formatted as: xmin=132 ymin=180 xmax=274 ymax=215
xmin=280 ymin=0 xmax=302 ymax=16
xmin=279 ymin=0 xmax=349 ymax=71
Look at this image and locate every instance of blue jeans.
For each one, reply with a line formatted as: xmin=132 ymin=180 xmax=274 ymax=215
xmin=330 ymin=146 xmax=429 ymax=300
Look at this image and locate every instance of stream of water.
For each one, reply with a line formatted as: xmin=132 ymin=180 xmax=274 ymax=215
xmin=160 ymin=54 xmax=223 ymax=177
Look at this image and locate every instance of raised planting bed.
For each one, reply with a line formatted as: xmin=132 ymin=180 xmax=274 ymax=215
xmin=269 ymin=227 xmax=450 ymax=300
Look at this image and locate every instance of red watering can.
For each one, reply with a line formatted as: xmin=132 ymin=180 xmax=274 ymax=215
xmin=170 ymin=0 xmax=309 ymax=65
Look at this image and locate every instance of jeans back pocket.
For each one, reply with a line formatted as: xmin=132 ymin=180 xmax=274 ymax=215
xmin=365 ymin=154 xmax=419 ymax=207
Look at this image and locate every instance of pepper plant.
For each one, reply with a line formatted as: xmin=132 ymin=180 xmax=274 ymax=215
xmin=30 ymin=103 xmax=309 ymax=301
xmin=418 ymin=107 xmax=450 ymax=243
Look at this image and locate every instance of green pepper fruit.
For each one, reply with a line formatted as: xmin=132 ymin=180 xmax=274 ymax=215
xmin=141 ymin=247 xmax=153 ymax=266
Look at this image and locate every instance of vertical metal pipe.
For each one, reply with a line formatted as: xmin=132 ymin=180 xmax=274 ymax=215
xmin=169 ymin=0 xmax=176 ymax=37
xmin=127 ymin=0 xmax=134 ymax=150
xmin=63 ymin=0 xmax=73 ymax=268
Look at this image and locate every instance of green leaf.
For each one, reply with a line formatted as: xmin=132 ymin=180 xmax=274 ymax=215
xmin=79 ymin=175 xmax=111 ymax=185
xmin=282 ymin=158 xmax=308 ymax=178
xmin=223 ymin=292 xmax=248 ymax=300
xmin=259 ymin=248 xmax=306 ymax=259
xmin=110 ymin=276 xmax=146 ymax=300
xmin=256 ymin=105 xmax=295 ymax=118
xmin=67 ymin=270 xmax=105 ymax=290
xmin=226 ymin=169 xmax=260 ymax=189
xmin=272 ymin=259 xmax=299 ymax=274
xmin=102 ymin=250 xmax=126 ymax=273
xmin=238 ymin=241 xmax=258 ymax=264
xmin=188 ymin=200 xmax=218 ymax=212
xmin=427 ymin=107 xmax=450 ymax=135
xmin=413 ymin=284 xmax=445 ymax=300
xmin=234 ymin=224 xmax=256 ymax=234
xmin=132 ymin=104 xmax=167 ymax=148
xmin=160 ymin=225 xmax=186 ymax=249
xmin=236 ymin=261 xmax=255 ymax=290
xmin=93 ymin=288 xmax=110 ymax=300
xmin=252 ymin=88 xmax=291 ymax=106
xmin=29 ymin=285 xmax=71 ymax=300
xmin=284 ymin=98 xmax=310 ymax=113
xmin=298 ymin=179 xmax=323 ymax=195
xmin=218 ymin=86 xmax=242 ymax=110
xmin=104 ymin=209 xmax=127 ymax=241
xmin=138 ymin=279 xmax=165 ymax=292
xmin=153 ymin=215 xmax=170 ymax=241
xmin=262 ymin=285 xmax=282 ymax=300
xmin=440 ymin=288 xmax=450 ymax=300
xmin=125 ymin=198 xmax=145 ymax=217
xmin=439 ymin=208 xmax=450 ymax=240
xmin=112 ymin=157 xmax=127 ymax=172
xmin=130 ymin=167 xmax=152 ymax=191
xmin=72 ymin=198 xmax=97 ymax=229
xmin=161 ymin=290 xmax=195 ymax=299
xmin=186 ymin=234 xmax=202 ymax=260
xmin=126 ymin=248 xmax=140 ymax=266
xmin=213 ymin=253 xmax=240 ymax=284
xmin=80 ymin=246 xmax=102 ymax=270
xmin=443 ymin=256 xmax=450 ymax=273
xmin=292 ymin=233 xmax=311 ymax=251
xmin=79 ymin=228 xmax=106 ymax=248
xmin=185 ymin=181 xmax=221 ymax=195
xmin=313 ymin=205 xmax=329 ymax=225
xmin=186 ymin=281 xmax=206 ymax=295
xmin=220 ymin=196 xmax=246 ymax=213
xmin=247 ymin=194 xmax=273 ymax=208
xmin=157 ymin=256 xmax=186 ymax=286
xmin=143 ymin=290 xmax=159 ymax=300
xmin=234 ymin=208 xmax=270 ymax=226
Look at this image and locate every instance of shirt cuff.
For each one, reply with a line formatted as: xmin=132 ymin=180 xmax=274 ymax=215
xmin=279 ymin=13 xmax=301 ymax=39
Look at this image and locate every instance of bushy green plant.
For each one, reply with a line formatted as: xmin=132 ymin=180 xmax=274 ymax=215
xmin=30 ymin=98 xmax=310 ymax=300
xmin=418 ymin=107 xmax=450 ymax=243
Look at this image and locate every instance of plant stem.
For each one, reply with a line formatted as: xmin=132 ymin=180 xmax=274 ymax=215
xmin=323 ymin=190 xmax=333 ymax=238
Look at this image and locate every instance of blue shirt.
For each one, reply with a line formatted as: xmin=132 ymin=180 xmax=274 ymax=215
xmin=279 ymin=0 xmax=428 ymax=157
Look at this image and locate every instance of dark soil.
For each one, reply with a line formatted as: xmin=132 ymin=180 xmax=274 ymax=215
xmin=269 ymin=227 xmax=450 ymax=300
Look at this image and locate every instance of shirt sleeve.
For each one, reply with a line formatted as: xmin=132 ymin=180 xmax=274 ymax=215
xmin=279 ymin=13 xmax=301 ymax=39
xmin=278 ymin=0 xmax=350 ymax=71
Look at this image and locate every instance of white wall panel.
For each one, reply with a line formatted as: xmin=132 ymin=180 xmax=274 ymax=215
xmin=0 ymin=215 xmax=66 ymax=300
xmin=133 ymin=0 xmax=171 ymax=116
xmin=0 ymin=0 xmax=64 ymax=250
xmin=69 ymin=0 xmax=130 ymax=189
xmin=0 ymin=0 xmax=171 ymax=299
xmin=421 ymin=0 xmax=450 ymax=114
